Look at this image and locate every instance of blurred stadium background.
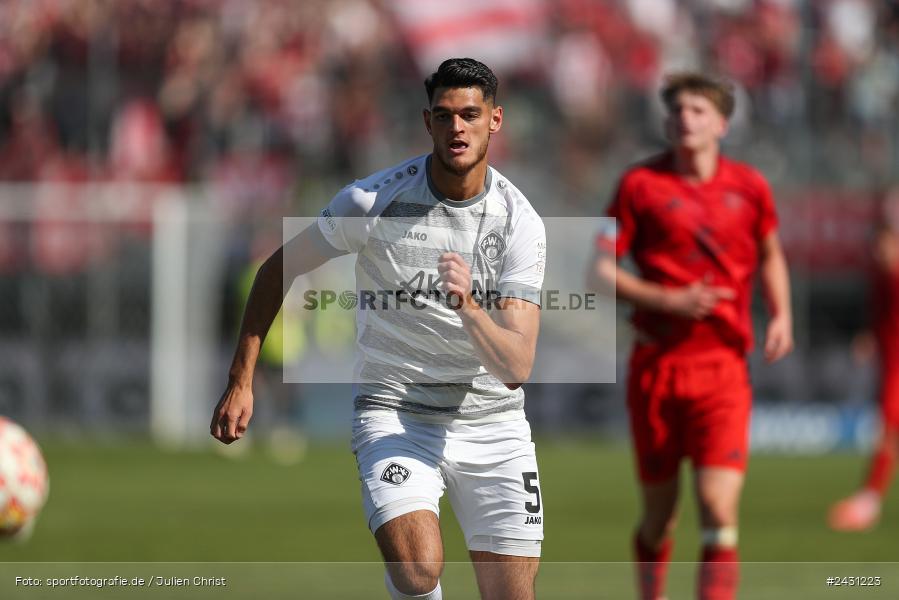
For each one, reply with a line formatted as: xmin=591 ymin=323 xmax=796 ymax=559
xmin=0 ymin=0 xmax=897 ymax=597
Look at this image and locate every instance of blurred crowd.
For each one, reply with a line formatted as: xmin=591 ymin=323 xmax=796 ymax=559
xmin=0 ymin=0 xmax=898 ymax=215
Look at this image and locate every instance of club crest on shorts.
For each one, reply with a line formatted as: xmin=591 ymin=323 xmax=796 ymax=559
xmin=479 ymin=231 xmax=506 ymax=262
xmin=380 ymin=463 xmax=411 ymax=486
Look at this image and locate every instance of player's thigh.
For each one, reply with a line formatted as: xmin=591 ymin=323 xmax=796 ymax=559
xmin=469 ymin=550 xmax=539 ymax=600
xmin=352 ymin=413 xmax=446 ymax=539
xmin=445 ymin=420 xmax=543 ymax=558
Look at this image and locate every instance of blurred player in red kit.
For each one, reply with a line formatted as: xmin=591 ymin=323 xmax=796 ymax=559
xmin=829 ymin=190 xmax=899 ymax=532
xmin=590 ymin=73 xmax=793 ymax=600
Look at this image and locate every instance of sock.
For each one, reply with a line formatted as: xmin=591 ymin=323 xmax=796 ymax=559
xmin=384 ymin=572 xmax=442 ymax=600
xmin=864 ymin=439 xmax=897 ymax=496
xmin=634 ymin=531 xmax=672 ymax=600
xmin=698 ymin=545 xmax=739 ymax=600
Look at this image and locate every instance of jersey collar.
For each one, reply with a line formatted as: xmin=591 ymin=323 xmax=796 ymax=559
xmin=425 ymin=154 xmax=493 ymax=208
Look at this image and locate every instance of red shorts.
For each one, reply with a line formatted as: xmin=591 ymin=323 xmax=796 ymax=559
xmin=627 ymin=344 xmax=752 ymax=483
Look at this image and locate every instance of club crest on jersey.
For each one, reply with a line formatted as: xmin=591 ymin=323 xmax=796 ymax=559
xmin=380 ymin=463 xmax=411 ymax=486
xmin=724 ymin=192 xmax=744 ymax=209
xmin=479 ymin=231 xmax=506 ymax=261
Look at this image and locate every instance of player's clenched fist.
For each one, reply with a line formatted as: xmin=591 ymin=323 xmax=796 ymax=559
xmin=437 ymin=252 xmax=476 ymax=312
xmin=663 ymin=281 xmax=736 ymax=320
xmin=210 ymin=382 xmax=253 ymax=444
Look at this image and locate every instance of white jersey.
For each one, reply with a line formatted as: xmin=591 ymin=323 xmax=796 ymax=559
xmin=317 ymin=154 xmax=546 ymax=423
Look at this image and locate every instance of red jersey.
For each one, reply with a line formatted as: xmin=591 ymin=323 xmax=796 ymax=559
xmin=597 ymin=152 xmax=778 ymax=354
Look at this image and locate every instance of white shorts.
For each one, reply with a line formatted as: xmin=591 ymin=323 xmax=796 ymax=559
xmin=351 ymin=410 xmax=544 ymax=558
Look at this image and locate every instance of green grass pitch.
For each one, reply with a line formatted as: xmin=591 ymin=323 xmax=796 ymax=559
xmin=1 ymin=439 xmax=896 ymax=598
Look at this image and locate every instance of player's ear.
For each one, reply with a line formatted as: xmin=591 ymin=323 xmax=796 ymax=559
xmin=423 ymin=108 xmax=432 ymax=135
xmin=489 ymin=105 xmax=503 ymax=134
xmin=717 ymin=113 xmax=729 ymax=139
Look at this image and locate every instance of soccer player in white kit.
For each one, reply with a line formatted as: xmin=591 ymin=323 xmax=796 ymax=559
xmin=211 ymin=58 xmax=547 ymax=600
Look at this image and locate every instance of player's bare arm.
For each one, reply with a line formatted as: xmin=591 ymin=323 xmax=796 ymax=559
xmin=759 ymin=230 xmax=793 ymax=363
xmin=589 ymin=250 xmax=735 ymax=320
xmin=211 ymin=225 xmax=343 ymax=444
xmin=438 ymin=252 xmax=539 ymax=388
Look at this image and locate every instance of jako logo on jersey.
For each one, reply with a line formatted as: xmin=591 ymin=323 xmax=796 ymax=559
xmin=380 ymin=463 xmax=411 ymax=486
xmin=479 ymin=231 xmax=506 ymax=261
xmin=403 ymin=230 xmax=427 ymax=242
xmin=320 ymin=208 xmax=337 ymax=233
xmin=525 ymin=516 xmax=542 ymax=525
xmin=407 ymin=165 xmax=418 ymax=175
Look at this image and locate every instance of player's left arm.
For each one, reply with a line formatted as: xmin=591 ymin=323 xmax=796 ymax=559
xmin=759 ymin=230 xmax=793 ymax=363
xmin=438 ymin=252 xmax=540 ymax=389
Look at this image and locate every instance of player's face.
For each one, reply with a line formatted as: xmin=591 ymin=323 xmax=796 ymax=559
xmin=424 ymin=86 xmax=502 ymax=177
xmin=665 ymin=91 xmax=728 ymax=152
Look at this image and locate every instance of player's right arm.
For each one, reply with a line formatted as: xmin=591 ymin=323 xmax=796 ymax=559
xmin=211 ymin=225 xmax=345 ymax=444
xmin=589 ymin=252 xmax=733 ymax=319
xmin=587 ymin=173 xmax=733 ymax=319
xmin=212 ymin=184 xmax=371 ymax=444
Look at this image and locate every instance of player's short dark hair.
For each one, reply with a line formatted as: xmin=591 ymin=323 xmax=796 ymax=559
xmin=425 ymin=58 xmax=499 ymax=105
xmin=661 ymin=72 xmax=735 ymax=118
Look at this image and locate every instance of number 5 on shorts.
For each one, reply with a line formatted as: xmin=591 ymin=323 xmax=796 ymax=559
xmin=522 ymin=472 xmax=541 ymax=513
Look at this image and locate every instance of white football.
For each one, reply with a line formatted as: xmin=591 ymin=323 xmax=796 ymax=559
xmin=0 ymin=416 xmax=49 ymax=538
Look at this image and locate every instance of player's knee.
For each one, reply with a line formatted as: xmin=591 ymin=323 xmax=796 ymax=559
xmin=698 ymin=498 xmax=738 ymax=528
xmin=639 ymin=514 xmax=677 ymax=548
xmin=701 ymin=526 xmax=739 ymax=549
xmin=386 ymin=561 xmax=443 ymax=596
xmin=696 ymin=486 xmax=739 ymax=526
